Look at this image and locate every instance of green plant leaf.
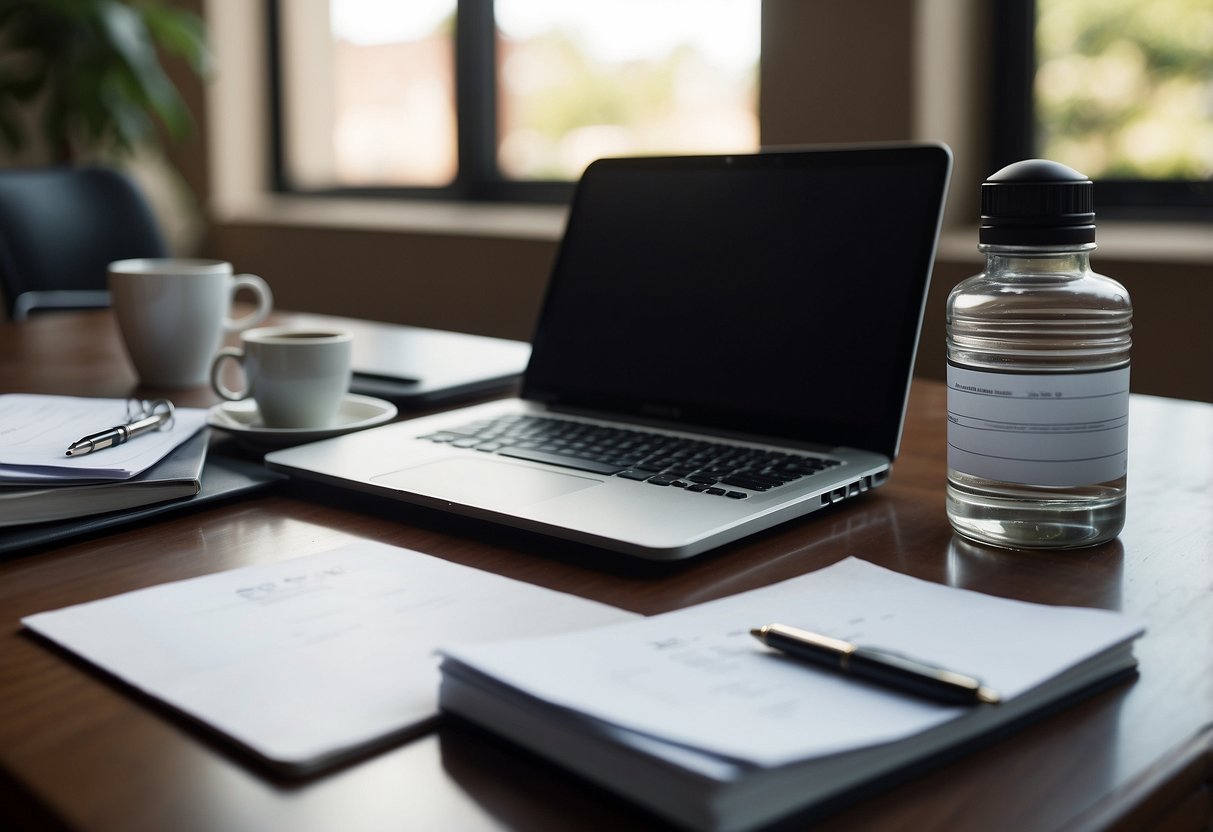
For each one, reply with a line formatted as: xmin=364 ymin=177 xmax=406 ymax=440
xmin=95 ymin=0 xmax=192 ymax=140
xmin=140 ymin=4 xmax=211 ymax=76
xmin=0 ymin=0 xmax=207 ymax=159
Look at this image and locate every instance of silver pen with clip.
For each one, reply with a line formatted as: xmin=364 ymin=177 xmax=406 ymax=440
xmin=65 ymin=399 xmax=176 ymax=457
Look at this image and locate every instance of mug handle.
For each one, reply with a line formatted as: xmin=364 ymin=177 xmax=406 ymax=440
xmin=224 ymin=274 xmax=273 ymax=333
xmin=211 ymin=346 xmax=250 ymax=401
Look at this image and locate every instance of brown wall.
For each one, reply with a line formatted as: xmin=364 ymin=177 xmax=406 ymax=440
xmin=760 ymin=1 xmax=914 ymax=145
xmin=211 ymin=223 xmax=556 ymax=342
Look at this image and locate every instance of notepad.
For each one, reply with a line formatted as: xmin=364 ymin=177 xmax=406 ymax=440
xmin=439 ymin=558 xmax=1145 ymax=832
xmin=22 ymin=540 xmax=638 ymax=774
xmin=0 ymin=394 xmax=209 ymax=482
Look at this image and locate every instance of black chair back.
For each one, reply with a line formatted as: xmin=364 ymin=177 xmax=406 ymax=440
xmin=0 ymin=166 xmax=169 ymax=319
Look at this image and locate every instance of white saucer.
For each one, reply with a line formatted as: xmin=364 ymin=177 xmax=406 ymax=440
xmin=207 ymin=394 xmax=398 ymax=449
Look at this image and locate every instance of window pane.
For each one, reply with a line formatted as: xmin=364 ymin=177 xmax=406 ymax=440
xmin=279 ymin=0 xmax=457 ymax=188
xmin=496 ymin=0 xmax=760 ymax=181
xmin=1035 ymin=0 xmax=1213 ymax=179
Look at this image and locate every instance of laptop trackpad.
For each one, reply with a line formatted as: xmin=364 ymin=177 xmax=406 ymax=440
xmin=372 ymin=458 xmax=603 ymax=510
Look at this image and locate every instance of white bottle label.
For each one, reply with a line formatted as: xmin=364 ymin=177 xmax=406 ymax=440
xmin=947 ymin=364 xmax=1129 ymax=487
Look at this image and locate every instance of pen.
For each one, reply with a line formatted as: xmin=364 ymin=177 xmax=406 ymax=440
xmin=750 ymin=623 xmax=1001 ymax=706
xmin=65 ymin=400 xmax=176 ymax=457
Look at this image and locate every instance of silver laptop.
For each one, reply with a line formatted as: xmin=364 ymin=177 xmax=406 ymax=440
xmin=267 ymin=143 xmax=952 ymax=561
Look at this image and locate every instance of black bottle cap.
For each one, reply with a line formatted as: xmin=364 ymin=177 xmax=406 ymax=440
xmin=980 ymin=159 xmax=1095 ymax=245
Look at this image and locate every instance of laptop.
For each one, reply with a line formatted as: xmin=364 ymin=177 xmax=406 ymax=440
xmin=287 ymin=315 xmax=531 ymax=406
xmin=267 ymin=143 xmax=952 ymax=561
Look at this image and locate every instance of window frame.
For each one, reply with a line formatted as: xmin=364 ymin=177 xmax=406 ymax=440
xmin=266 ymin=0 xmax=575 ymax=203
xmin=990 ymin=0 xmax=1213 ymax=220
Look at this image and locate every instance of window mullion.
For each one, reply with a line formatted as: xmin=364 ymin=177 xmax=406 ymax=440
xmin=455 ymin=0 xmax=498 ymax=198
xmin=989 ymin=0 xmax=1035 ymax=172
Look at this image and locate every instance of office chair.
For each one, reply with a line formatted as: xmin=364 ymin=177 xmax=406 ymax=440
xmin=0 ymin=165 xmax=169 ymax=320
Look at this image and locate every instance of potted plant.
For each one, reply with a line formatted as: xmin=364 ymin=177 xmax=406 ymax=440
xmin=0 ymin=0 xmax=209 ymax=163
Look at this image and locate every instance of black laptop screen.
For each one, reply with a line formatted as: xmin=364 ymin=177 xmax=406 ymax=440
xmin=521 ymin=145 xmax=951 ymax=459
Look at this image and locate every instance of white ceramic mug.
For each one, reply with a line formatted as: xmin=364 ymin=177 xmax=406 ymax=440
xmin=109 ymin=258 xmax=273 ymax=389
xmin=210 ymin=327 xmax=353 ymax=429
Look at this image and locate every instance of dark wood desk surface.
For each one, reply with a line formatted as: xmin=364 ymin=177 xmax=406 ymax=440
xmin=1 ymin=311 xmax=1209 ymax=832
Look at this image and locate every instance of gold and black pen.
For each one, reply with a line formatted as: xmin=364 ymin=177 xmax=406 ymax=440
xmin=750 ymin=623 xmax=1001 ymax=706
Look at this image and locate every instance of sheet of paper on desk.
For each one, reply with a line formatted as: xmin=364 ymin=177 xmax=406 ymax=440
xmin=0 ymin=394 xmax=209 ymax=482
xmin=22 ymin=540 xmax=638 ymax=774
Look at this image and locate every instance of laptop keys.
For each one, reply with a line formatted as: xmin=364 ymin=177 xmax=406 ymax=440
xmin=419 ymin=415 xmax=839 ymax=497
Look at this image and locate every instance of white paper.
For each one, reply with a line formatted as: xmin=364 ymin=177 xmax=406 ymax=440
xmin=22 ymin=540 xmax=637 ymax=770
xmin=442 ymin=557 xmax=1144 ymax=768
xmin=0 ymin=394 xmax=209 ymax=481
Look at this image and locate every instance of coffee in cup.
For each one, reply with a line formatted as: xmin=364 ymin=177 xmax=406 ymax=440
xmin=109 ymin=258 xmax=273 ymax=389
xmin=210 ymin=327 xmax=353 ymax=429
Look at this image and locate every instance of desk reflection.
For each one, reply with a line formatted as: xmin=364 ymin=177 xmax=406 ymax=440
xmin=946 ymin=535 xmax=1125 ymax=610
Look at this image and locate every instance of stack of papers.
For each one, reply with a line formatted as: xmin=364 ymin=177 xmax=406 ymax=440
xmin=0 ymin=394 xmax=210 ymax=525
xmin=439 ymin=558 xmax=1146 ymax=832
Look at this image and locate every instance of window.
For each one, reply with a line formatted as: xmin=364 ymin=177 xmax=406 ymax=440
xmin=991 ymin=0 xmax=1213 ymax=217
xmin=270 ymin=0 xmax=760 ymax=202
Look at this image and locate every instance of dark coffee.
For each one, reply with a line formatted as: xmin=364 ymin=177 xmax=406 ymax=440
xmin=268 ymin=332 xmax=343 ymax=340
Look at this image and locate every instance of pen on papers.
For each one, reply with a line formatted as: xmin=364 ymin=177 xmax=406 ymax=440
xmin=750 ymin=623 xmax=1001 ymax=706
xmin=65 ymin=399 xmax=176 ymax=457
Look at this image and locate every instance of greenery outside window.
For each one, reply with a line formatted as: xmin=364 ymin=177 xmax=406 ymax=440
xmin=991 ymin=0 xmax=1213 ymax=218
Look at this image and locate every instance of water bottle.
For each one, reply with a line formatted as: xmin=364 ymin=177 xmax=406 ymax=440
xmin=945 ymin=160 xmax=1132 ymax=549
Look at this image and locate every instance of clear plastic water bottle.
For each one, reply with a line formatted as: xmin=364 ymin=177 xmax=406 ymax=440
xmin=945 ymin=160 xmax=1132 ymax=549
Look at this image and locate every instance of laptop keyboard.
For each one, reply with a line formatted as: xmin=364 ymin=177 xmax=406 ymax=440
xmin=418 ymin=415 xmax=841 ymax=500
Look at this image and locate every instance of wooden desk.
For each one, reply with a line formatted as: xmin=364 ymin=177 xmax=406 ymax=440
xmin=1 ymin=311 xmax=1210 ymax=832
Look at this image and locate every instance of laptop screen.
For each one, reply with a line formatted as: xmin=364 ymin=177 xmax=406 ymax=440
xmin=522 ymin=144 xmax=951 ymax=459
